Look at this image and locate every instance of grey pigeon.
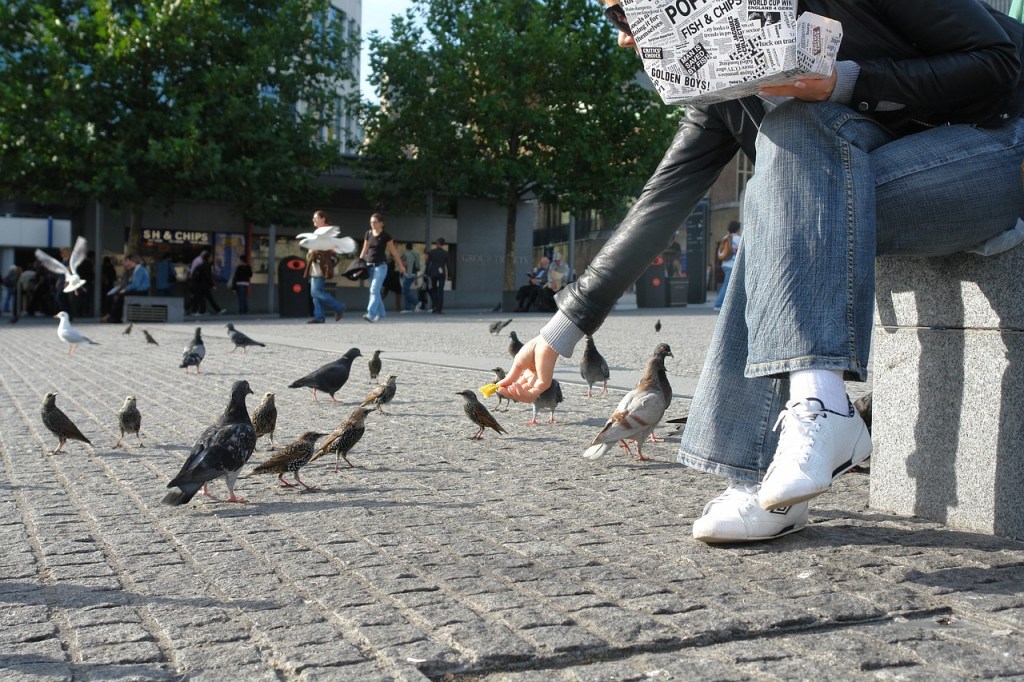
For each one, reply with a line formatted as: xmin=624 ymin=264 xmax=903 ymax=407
xmin=40 ymin=393 xmax=91 ymax=454
xmin=142 ymin=329 xmax=159 ymax=346
xmin=580 ymin=335 xmax=611 ymax=397
xmin=489 ymin=318 xmax=512 ymax=335
xmin=225 ymin=323 xmax=265 ymax=353
xmin=491 ymin=367 xmax=512 ymax=411
xmin=114 ymin=396 xmax=143 ymax=448
xmin=368 ymin=349 xmax=383 ymax=383
xmin=179 ymin=327 xmax=206 ymax=374
xmin=162 ymin=380 xmax=256 ymax=505
xmin=123 ymin=322 xmax=134 ymax=335
xmin=289 ymin=348 xmax=362 ymax=402
xmin=655 ymin=319 xmax=662 ymax=333
xmin=252 ymin=392 xmax=278 ymax=450
xmin=360 ymin=374 xmax=397 ymax=414
xmin=583 ymin=343 xmax=673 ymax=462
xmin=458 ymin=390 xmax=507 ymax=440
xmin=247 ymin=431 xmax=325 ymax=490
xmin=310 ymin=407 xmax=372 ymax=471
xmin=508 ymin=331 xmax=524 ymax=358
xmin=54 ymin=312 xmax=98 ymax=355
xmin=528 ymin=379 xmax=563 ymax=425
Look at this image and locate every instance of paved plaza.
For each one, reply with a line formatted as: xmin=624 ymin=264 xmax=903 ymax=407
xmin=2 ymin=304 xmax=1023 ymax=680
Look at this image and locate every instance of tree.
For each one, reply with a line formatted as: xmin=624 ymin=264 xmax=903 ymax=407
xmin=360 ymin=0 xmax=678 ymax=300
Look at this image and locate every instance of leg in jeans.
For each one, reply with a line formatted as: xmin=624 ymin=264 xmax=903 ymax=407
xmin=713 ymin=265 xmax=732 ymax=308
xmin=309 ymin=276 xmax=343 ymax=321
xmin=367 ymin=264 xmax=388 ymax=320
xmin=401 ymin=274 xmax=417 ymax=311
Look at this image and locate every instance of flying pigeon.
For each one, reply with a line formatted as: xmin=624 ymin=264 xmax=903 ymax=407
xmin=114 ymin=396 xmax=143 ymax=448
xmin=162 ymin=380 xmax=256 ymax=505
xmin=310 ymin=407 xmax=372 ymax=471
xmin=252 ymin=392 xmax=278 ymax=450
xmin=296 ymin=224 xmax=358 ymax=254
xmin=225 ymin=323 xmax=265 ymax=353
xmin=368 ymin=349 xmax=383 ymax=383
xmin=54 ymin=311 xmax=99 ymax=355
xmin=582 ymin=344 xmax=673 ymax=462
xmin=247 ymin=431 xmax=325 ymax=490
xmin=580 ymin=335 xmax=611 ymax=397
xmin=34 ymin=236 xmax=88 ymax=293
xmin=123 ymin=323 xmax=134 ymax=336
xmin=40 ymin=392 xmax=91 ymax=454
xmin=508 ymin=331 xmax=524 ymax=358
xmin=491 ymin=367 xmax=513 ymax=411
xmin=360 ymin=374 xmax=397 ymax=414
xmin=142 ymin=330 xmax=159 ymax=346
xmin=289 ymin=348 xmax=362 ymax=402
xmin=489 ymin=318 xmax=512 ymax=335
xmin=457 ymin=390 xmax=507 ymax=440
xmin=180 ymin=327 xmax=205 ymax=374
xmin=527 ymin=379 xmax=563 ymax=425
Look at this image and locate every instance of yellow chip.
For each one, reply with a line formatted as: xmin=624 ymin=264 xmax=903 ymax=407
xmin=479 ymin=383 xmax=499 ymax=397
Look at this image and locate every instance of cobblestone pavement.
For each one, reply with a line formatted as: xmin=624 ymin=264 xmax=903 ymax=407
xmin=2 ymin=306 xmax=1023 ymax=681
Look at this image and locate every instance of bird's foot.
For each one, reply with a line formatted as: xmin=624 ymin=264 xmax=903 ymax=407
xmin=278 ymin=480 xmax=297 ymax=488
xmin=646 ymin=433 xmax=664 ymax=443
xmin=224 ymin=494 xmax=248 ymax=503
xmin=526 ymin=419 xmax=539 ymax=426
xmin=547 ymin=417 xmax=556 ymax=424
xmin=201 ymin=485 xmax=218 ymax=500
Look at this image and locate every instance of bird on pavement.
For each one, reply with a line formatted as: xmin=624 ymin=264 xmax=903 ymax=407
xmin=310 ymin=407 xmax=372 ymax=471
xmin=34 ymin=235 xmax=88 ymax=293
xmin=360 ymin=374 xmax=397 ymax=414
xmin=252 ymin=392 xmax=278 ymax=450
xmin=41 ymin=392 xmax=91 ymax=454
xmin=247 ymin=431 xmax=325 ymax=490
xmin=508 ymin=331 xmax=524 ymax=358
xmin=114 ymin=396 xmax=143 ymax=448
xmin=367 ymin=349 xmax=383 ymax=383
xmin=491 ymin=367 xmax=513 ymax=411
xmin=289 ymin=348 xmax=362 ymax=403
xmin=162 ymin=380 xmax=256 ymax=505
xmin=655 ymin=319 xmax=662 ymax=333
xmin=54 ymin=312 xmax=99 ymax=355
xmin=123 ymin=322 xmax=134 ymax=336
xmin=489 ymin=318 xmax=512 ymax=335
xmin=458 ymin=390 xmax=507 ymax=440
xmin=582 ymin=343 xmax=673 ymax=462
xmin=580 ymin=335 xmax=611 ymax=397
xmin=527 ymin=379 xmax=563 ymax=425
xmin=296 ymin=224 xmax=358 ymax=254
xmin=142 ymin=329 xmax=159 ymax=346
xmin=225 ymin=323 xmax=265 ymax=353
xmin=180 ymin=327 xmax=205 ymax=374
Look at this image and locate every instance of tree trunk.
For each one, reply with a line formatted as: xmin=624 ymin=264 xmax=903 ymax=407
xmin=126 ymin=206 xmax=143 ymax=257
xmin=502 ymin=190 xmax=519 ymax=312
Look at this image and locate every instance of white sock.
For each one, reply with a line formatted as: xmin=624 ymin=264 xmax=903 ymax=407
xmin=789 ymin=369 xmax=848 ymax=414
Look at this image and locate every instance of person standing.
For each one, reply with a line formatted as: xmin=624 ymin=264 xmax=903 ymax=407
xmin=189 ymin=251 xmax=224 ymax=315
xmin=154 ymin=253 xmax=177 ymax=296
xmin=303 ymin=249 xmax=345 ymax=324
xmin=231 ymin=255 xmax=253 ymax=314
xmin=400 ymin=242 xmax=421 ymax=313
xmin=358 ymin=213 xmax=405 ymax=323
xmin=425 ymin=237 xmax=450 ymax=314
xmin=713 ymin=221 xmax=742 ymax=310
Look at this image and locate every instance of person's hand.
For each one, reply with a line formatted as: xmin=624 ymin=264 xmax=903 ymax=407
xmin=497 ymin=336 xmax=558 ymax=404
xmin=759 ymin=70 xmax=836 ymax=101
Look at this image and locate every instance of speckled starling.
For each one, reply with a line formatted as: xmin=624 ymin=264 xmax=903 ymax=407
xmin=360 ymin=374 xmax=397 ymax=414
xmin=114 ymin=396 xmax=143 ymax=448
xmin=247 ymin=431 xmax=325 ymax=490
xmin=458 ymin=390 xmax=507 ymax=440
xmin=491 ymin=367 xmax=512 ymax=411
xmin=252 ymin=392 xmax=278 ymax=450
xmin=311 ymin=407 xmax=372 ymax=472
xmin=367 ymin=349 xmax=383 ymax=383
xmin=40 ymin=393 xmax=91 ymax=454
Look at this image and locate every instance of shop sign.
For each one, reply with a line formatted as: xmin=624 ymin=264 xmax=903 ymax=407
xmin=142 ymin=229 xmax=212 ymax=245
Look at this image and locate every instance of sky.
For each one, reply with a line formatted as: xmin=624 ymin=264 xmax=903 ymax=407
xmin=359 ymin=1 xmax=416 ymax=102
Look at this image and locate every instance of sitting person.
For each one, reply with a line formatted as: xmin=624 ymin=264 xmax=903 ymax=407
xmin=514 ymin=256 xmax=549 ymax=312
xmin=536 ymin=251 xmax=571 ymax=313
xmin=103 ymin=254 xmax=150 ymax=323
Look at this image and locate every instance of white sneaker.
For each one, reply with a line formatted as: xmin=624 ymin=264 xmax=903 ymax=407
xmin=759 ymin=398 xmax=872 ymax=510
xmin=692 ymin=482 xmax=808 ymax=543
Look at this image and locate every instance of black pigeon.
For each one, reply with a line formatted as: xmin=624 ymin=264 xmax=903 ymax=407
xmin=180 ymin=327 xmax=206 ymax=375
xmin=247 ymin=431 xmax=325 ymax=490
xmin=311 ymin=407 xmax=372 ymax=471
xmin=528 ymin=379 xmax=564 ymax=425
xmin=360 ymin=374 xmax=397 ymax=414
xmin=491 ymin=367 xmax=512 ymax=411
xmin=655 ymin=319 xmax=662 ymax=333
xmin=226 ymin=323 xmax=266 ymax=353
xmin=289 ymin=348 xmax=362 ymax=403
xmin=123 ymin=322 xmax=133 ymax=336
xmin=162 ymin=380 xmax=256 ymax=505
xmin=114 ymin=396 xmax=143 ymax=448
xmin=142 ymin=329 xmax=159 ymax=346
xmin=40 ymin=393 xmax=91 ymax=454
xmin=508 ymin=331 xmax=524 ymax=358
xmin=368 ymin=349 xmax=383 ymax=383
xmin=580 ymin=335 xmax=611 ymax=397
xmin=489 ymin=318 xmax=512 ymax=335
xmin=458 ymin=390 xmax=507 ymax=440
xmin=252 ymin=392 xmax=278 ymax=450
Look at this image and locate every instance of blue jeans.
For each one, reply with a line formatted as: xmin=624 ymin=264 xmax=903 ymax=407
xmin=713 ymin=264 xmax=733 ymax=308
xmin=235 ymin=284 xmax=249 ymax=314
xmin=366 ymin=263 xmax=388 ymax=320
xmin=680 ymin=101 xmax=1024 ymax=482
xmin=309 ymin=276 xmax=344 ymax=321
xmin=401 ymin=274 xmax=418 ymax=311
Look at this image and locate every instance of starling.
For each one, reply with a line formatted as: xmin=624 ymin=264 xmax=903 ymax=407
xmin=457 ymin=390 xmax=507 ymax=440
xmin=123 ymin=322 xmax=134 ymax=336
xmin=142 ymin=329 xmax=159 ymax=346
xmin=368 ymin=349 xmax=383 ymax=383
xmin=289 ymin=348 xmax=362 ymax=402
xmin=311 ymin=407 xmax=372 ymax=472
xmin=54 ymin=312 xmax=99 ymax=355
xmin=508 ymin=331 xmax=524 ymax=358
xmin=40 ymin=393 xmax=91 ymax=454
xmin=583 ymin=343 xmax=673 ymax=462
xmin=162 ymin=380 xmax=256 ymax=505
xmin=580 ymin=335 xmax=611 ymax=397
xmin=527 ymin=379 xmax=564 ymax=425
xmin=252 ymin=392 xmax=278 ymax=450
xmin=655 ymin=319 xmax=662 ymax=333
xmin=225 ymin=323 xmax=266 ymax=353
xmin=247 ymin=431 xmax=325 ymax=490
xmin=489 ymin=318 xmax=512 ymax=335
xmin=114 ymin=396 xmax=143 ymax=448
xmin=360 ymin=374 xmax=398 ymax=414
xmin=491 ymin=367 xmax=512 ymax=411
xmin=180 ymin=327 xmax=206 ymax=374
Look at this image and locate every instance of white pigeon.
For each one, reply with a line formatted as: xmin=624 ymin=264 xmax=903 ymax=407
xmin=296 ymin=225 xmax=357 ymax=254
xmin=35 ymin=236 xmax=89 ymax=293
xmin=54 ymin=311 xmax=99 ymax=355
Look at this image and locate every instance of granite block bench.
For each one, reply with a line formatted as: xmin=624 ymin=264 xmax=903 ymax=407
xmin=125 ymin=295 xmax=185 ymax=323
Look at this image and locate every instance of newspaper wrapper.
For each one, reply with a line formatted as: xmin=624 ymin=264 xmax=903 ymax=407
xmin=620 ymin=0 xmax=842 ymax=105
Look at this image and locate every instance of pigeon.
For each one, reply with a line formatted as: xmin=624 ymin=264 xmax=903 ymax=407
xmin=458 ymin=389 xmax=507 ymax=440
xmin=247 ymin=431 xmax=325 ymax=490
xmin=142 ymin=329 xmax=159 ymax=346
xmin=360 ymin=374 xmax=397 ymax=414
xmin=368 ymin=349 xmax=383 ymax=383
xmin=491 ymin=367 xmax=513 ymax=411
xmin=34 ymin=235 xmax=88 ymax=293
xmin=310 ymin=407 xmax=372 ymax=471
xmin=527 ymin=379 xmax=563 ymax=425
xmin=54 ymin=311 xmax=99 ymax=355
xmin=582 ymin=343 xmax=674 ymax=462
xmin=489 ymin=318 xmax=512 ymax=335
xmin=40 ymin=393 xmax=91 ymax=454
xmin=225 ymin=323 xmax=265 ymax=353
xmin=162 ymin=380 xmax=256 ymax=505
xmin=289 ymin=348 xmax=362 ymax=402
xmin=180 ymin=327 xmax=205 ymax=374
xmin=123 ymin=322 xmax=134 ymax=336
xmin=296 ymin=224 xmax=358 ymax=254
xmin=114 ymin=396 xmax=143 ymax=448
xmin=508 ymin=331 xmax=524 ymax=358
xmin=580 ymin=335 xmax=611 ymax=397
xmin=252 ymin=392 xmax=278 ymax=450
xmin=655 ymin=319 xmax=662 ymax=333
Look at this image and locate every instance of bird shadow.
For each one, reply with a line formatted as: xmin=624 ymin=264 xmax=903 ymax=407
xmin=147 ymin=443 xmax=192 ymax=453
xmin=0 ymin=579 xmax=275 ymax=611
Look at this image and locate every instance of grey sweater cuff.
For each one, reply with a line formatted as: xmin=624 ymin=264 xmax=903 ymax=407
xmin=540 ymin=311 xmax=587 ymax=358
xmin=829 ymin=60 xmax=859 ymax=104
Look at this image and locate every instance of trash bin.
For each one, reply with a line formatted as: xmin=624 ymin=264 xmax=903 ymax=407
xmin=636 ymin=255 xmax=669 ymax=308
xmin=278 ymin=257 xmax=310 ymax=317
xmin=667 ymin=276 xmax=688 ymax=307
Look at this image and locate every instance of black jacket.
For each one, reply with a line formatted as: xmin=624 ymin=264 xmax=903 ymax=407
xmin=556 ymin=0 xmax=1024 ymax=336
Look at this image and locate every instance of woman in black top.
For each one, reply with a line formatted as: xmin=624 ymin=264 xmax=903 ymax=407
xmin=358 ymin=213 xmax=405 ymax=322
xmin=231 ymin=255 xmax=253 ymax=314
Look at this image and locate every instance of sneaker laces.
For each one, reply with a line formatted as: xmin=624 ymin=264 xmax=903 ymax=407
xmin=702 ymin=481 xmax=758 ymax=515
xmin=771 ymin=399 xmax=825 ymax=465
